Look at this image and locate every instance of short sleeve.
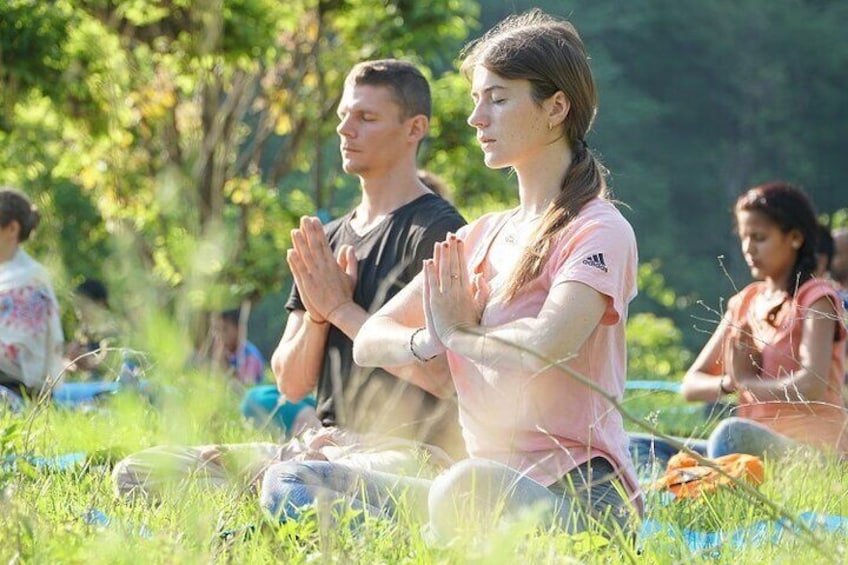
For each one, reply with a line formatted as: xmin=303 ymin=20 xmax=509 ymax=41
xmin=797 ymin=279 xmax=847 ymax=342
xmin=549 ymin=210 xmax=637 ymax=326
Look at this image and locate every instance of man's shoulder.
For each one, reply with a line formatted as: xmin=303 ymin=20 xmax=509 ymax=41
xmin=396 ymin=194 xmax=465 ymax=227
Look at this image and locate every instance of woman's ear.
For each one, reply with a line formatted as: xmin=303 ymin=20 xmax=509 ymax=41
xmin=790 ymin=229 xmax=804 ymax=250
xmin=547 ymin=91 xmax=570 ymax=128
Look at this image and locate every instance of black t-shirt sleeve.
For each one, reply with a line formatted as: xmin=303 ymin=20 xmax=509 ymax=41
xmin=285 ymin=283 xmax=303 ymax=313
xmin=408 ymin=201 xmax=467 ymax=269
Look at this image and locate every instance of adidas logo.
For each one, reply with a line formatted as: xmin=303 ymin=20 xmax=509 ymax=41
xmin=582 ymin=253 xmax=608 ymax=272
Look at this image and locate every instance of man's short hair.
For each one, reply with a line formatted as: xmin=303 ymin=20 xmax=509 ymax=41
xmin=345 ymin=59 xmax=431 ymax=120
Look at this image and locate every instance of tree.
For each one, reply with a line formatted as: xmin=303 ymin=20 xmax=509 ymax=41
xmin=0 ymin=0 xmax=479 ymax=347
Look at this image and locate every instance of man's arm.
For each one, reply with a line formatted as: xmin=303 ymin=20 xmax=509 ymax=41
xmin=271 ymin=310 xmax=330 ymax=401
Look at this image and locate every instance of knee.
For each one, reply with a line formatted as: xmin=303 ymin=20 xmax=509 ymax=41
xmin=427 ymin=459 xmax=498 ymax=539
xmin=429 ymin=459 xmax=488 ymax=504
xmin=259 ymin=461 xmax=318 ymax=522
xmin=708 ymin=417 xmax=753 ymax=457
xmin=111 ymin=455 xmax=149 ymax=500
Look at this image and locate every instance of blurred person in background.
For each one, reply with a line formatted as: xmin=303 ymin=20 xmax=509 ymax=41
xmin=0 ymin=188 xmax=64 ymax=410
xmin=682 ymin=182 xmax=847 ymax=459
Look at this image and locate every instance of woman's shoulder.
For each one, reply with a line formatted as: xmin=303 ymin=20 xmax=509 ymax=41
xmin=795 ymin=278 xmax=843 ymax=309
xmin=726 ymin=282 xmax=764 ymax=310
xmin=0 ymin=250 xmax=54 ymax=290
xmin=575 ymin=198 xmax=634 ymax=234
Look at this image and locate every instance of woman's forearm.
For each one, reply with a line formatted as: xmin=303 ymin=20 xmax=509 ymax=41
xmin=444 ymin=317 xmax=580 ymax=375
xmin=354 ymin=315 xmax=454 ymax=397
xmin=353 ymin=315 xmax=420 ymax=368
xmin=681 ymin=370 xmax=727 ymax=402
xmin=740 ymin=369 xmax=828 ymax=401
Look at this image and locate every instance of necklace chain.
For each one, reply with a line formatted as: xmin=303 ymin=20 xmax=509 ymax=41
xmin=503 ymin=210 xmax=542 ymax=244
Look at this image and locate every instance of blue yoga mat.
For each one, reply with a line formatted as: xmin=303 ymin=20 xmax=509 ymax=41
xmin=83 ymin=509 xmax=153 ymax=538
xmin=52 ymin=382 xmax=121 ymax=407
xmin=625 ymin=380 xmax=682 ymax=393
xmin=639 ymin=511 xmax=848 ymax=552
xmin=2 ymin=452 xmax=88 ymax=472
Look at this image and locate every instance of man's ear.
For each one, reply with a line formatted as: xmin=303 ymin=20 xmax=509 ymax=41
xmin=408 ymin=115 xmax=430 ymax=143
xmin=547 ymin=91 xmax=570 ymax=128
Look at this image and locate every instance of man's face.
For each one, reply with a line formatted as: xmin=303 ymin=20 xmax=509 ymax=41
xmin=335 ymin=83 xmax=411 ymax=177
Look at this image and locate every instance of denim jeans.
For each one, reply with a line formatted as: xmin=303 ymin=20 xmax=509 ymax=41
xmin=260 ymin=460 xmax=431 ymax=523
xmin=628 ymin=432 xmax=708 ymax=477
xmin=427 ymin=457 xmax=634 ymax=542
xmin=260 ymin=457 xmax=635 ymax=540
xmin=706 ymin=417 xmax=797 ymax=458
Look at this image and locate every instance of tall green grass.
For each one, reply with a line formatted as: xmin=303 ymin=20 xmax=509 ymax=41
xmin=1 ymin=350 xmax=847 ymax=563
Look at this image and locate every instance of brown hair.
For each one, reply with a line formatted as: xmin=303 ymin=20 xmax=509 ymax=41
xmin=0 ymin=187 xmax=40 ymax=243
xmin=345 ymin=59 xmax=431 ymax=121
xmin=461 ymin=10 xmax=608 ymax=300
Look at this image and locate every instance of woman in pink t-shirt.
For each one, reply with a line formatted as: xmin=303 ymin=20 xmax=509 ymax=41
xmin=352 ymin=10 xmax=641 ymax=540
xmin=682 ymin=182 xmax=847 ymax=458
xmin=259 ymin=12 xmax=639 ymax=541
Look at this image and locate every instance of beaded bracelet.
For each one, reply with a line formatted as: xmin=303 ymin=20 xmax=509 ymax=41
xmin=409 ymin=327 xmax=438 ymax=362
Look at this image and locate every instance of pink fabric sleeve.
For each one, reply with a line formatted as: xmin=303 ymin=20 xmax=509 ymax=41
xmin=549 ymin=215 xmax=637 ymax=325
xmin=796 ymin=279 xmax=847 ymax=342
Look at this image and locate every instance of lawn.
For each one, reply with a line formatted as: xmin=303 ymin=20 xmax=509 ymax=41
xmin=2 ymin=366 xmax=847 ymax=564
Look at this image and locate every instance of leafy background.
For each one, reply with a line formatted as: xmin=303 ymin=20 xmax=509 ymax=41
xmin=2 ymin=0 xmax=846 ymax=369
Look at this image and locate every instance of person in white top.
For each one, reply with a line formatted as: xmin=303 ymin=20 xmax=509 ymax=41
xmin=0 ymin=187 xmax=64 ymax=408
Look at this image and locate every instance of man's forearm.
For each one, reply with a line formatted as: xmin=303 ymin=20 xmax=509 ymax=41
xmin=272 ymin=315 xmax=329 ymax=401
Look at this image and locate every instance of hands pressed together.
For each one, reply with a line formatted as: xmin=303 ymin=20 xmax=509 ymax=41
xmin=723 ymin=322 xmax=762 ymax=393
xmin=287 ymin=216 xmax=358 ymax=325
xmin=414 ymin=233 xmax=490 ymax=360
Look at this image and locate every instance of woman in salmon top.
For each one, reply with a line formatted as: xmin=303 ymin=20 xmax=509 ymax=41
xmin=682 ymin=181 xmax=847 ymax=458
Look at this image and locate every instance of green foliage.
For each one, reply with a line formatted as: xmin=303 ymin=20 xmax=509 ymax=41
xmin=821 ymin=208 xmax=848 ymax=231
xmin=626 ymin=312 xmax=692 ymax=381
xmin=0 ymin=0 xmax=479 ymax=345
xmin=0 ymin=0 xmax=72 ymax=124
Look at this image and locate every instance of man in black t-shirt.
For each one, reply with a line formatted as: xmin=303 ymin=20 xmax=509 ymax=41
xmin=111 ymin=60 xmax=466 ymax=500
xmin=270 ymin=60 xmax=466 ymax=457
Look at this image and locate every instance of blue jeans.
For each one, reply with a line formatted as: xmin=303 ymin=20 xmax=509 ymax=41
xmin=260 ymin=457 xmax=635 ymax=540
xmin=628 ymin=432 xmax=708 ymax=476
xmin=260 ymin=460 xmax=431 ymax=523
xmin=707 ymin=417 xmax=797 ymax=458
xmin=427 ymin=458 xmax=633 ymax=542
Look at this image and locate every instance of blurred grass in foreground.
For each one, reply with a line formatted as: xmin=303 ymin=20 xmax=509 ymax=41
xmin=1 ymin=354 xmax=847 ymax=562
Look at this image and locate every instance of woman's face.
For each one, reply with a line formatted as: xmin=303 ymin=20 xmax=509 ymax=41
xmin=736 ymin=209 xmax=801 ymax=286
xmin=467 ymin=66 xmax=552 ymax=170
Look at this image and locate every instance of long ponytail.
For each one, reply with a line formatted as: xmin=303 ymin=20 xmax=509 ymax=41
xmin=504 ymin=142 xmax=607 ymax=301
